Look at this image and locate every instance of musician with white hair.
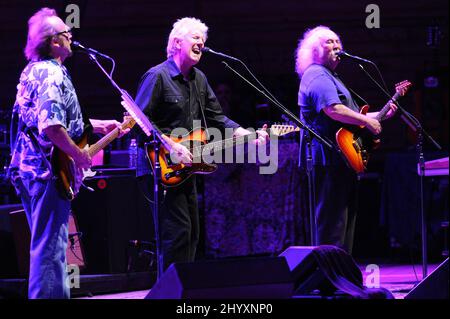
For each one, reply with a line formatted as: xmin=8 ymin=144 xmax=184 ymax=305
xmin=135 ymin=17 xmax=268 ymax=271
xmin=8 ymin=8 xmax=127 ymax=298
xmin=295 ymin=26 xmax=397 ymax=253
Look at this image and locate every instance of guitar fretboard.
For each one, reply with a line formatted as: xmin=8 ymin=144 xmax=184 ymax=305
xmin=88 ymin=119 xmax=134 ymax=157
xmin=376 ymin=91 xmax=402 ymax=121
xmin=191 ymin=134 xmax=255 ymax=158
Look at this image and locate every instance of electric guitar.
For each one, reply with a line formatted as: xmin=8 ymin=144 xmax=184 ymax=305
xmin=147 ymin=124 xmax=299 ymax=187
xmin=336 ymin=80 xmax=412 ymax=173
xmin=52 ymin=117 xmax=136 ymax=200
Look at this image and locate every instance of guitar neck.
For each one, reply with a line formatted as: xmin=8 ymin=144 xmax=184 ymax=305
xmin=376 ymin=91 xmax=402 ymax=121
xmin=88 ymin=119 xmax=134 ymax=156
xmin=193 ymin=134 xmax=254 ymax=158
xmin=88 ymin=128 xmax=121 ymax=157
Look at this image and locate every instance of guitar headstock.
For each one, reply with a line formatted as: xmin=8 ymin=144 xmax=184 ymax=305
xmin=122 ymin=117 xmax=136 ymax=130
xmin=270 ymin=124 xmax=300 ymax=137
xmin=122 ymin=112 xmax=136 ymax=129
xmin=395 ymin=80 xmax=412 ymax=97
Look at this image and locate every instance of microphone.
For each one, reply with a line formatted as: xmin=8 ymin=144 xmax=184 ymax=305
xmin=69 ymin=232 xmax=82 ymax=238
xmin=201 ymin=47 xmax=240 ymax=61
xmin=71 ymin=41 xmax=111 ymax=59
xmin=336 ymin=51 xmax=373 ymax=64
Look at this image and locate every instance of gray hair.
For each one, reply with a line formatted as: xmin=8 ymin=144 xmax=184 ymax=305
xmin=295 ymin=26 xmax=342 ymax=77
xmin=24 ymin=7 xmax=58 ymax=61
xmin=166 ymin=17 xmax=208 ymax=58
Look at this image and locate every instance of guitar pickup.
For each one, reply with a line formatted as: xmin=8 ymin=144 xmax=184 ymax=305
xmin=352 ymin=141 xmax=361 ymax=153
xmin=165 ymin=169 xmax=187 ymax=179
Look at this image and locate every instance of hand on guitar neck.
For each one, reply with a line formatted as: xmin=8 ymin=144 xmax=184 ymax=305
xmin=90 ymin=117 xmax=131 ymax=137
xmin=233 ymin=124 xmax=270 ymax=146
xmin=365 ymin=102 xmax=398 ymax=134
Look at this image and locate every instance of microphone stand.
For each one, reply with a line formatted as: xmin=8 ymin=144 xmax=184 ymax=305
xmin=86 ymin=52 xmax=167 ymax=280
xmin=220 ymin=60 xmax=335 ymax=246
xmin=358 ymin=63 xmax=442 ymax=278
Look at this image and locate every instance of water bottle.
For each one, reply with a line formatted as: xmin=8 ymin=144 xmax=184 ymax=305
xmin=128 ymin=138 xmax=137 ymax=168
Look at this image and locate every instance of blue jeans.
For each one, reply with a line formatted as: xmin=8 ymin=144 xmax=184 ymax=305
xmin=12 ymin=177 xmax=71 ymax=299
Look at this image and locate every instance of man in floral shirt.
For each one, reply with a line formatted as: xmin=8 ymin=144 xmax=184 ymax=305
xmin=8 ymin=8 xmax=127 ymax=299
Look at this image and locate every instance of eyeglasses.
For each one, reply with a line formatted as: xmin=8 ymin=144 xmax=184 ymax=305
xmin=52 ymin=29 xmax=72 ymax=40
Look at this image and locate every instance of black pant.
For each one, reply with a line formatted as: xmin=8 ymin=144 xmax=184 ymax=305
xmin=138 ymin=175 xmax=199 ymax=271
xmin=313 ymin=164 xmax=359 ymax=253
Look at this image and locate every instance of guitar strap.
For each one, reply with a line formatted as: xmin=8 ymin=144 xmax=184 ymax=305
xmin=192 ymin=79 xmax=210 ymax=140
xmin=6 ymin=103 xmax=54 ymax=180
xmin=346 ymin=86 xmax=369 ymax=110
xmin=24 ymin=126 xmax=54 ymax=178
xmin=333 ymin=72 xmax=369 ymax=109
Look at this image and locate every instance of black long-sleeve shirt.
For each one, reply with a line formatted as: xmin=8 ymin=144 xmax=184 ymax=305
xmin=134 ymin=58 xmax=240 ymax=177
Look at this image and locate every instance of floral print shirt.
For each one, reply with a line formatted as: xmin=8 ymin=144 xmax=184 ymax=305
xmin=9 ymin=59 xmax=84 ymax=181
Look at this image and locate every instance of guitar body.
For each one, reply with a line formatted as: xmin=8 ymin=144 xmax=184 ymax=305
xmin=51 ymin=132 xmax=89 ymax=200
xmin=336 ymin=105 xmax=380 ymax=174
xmin=51 ymin=117 xmax=135 ymax=200
xmin=146 ymin=128 xmax=218 ymax=187
xmin=336 ymin=80 xmax=411 ymax=173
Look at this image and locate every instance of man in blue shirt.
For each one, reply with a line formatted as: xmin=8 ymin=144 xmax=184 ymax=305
xmin=9 ymin=8 xmax=127 ymax=298
xmin=295 ymin=26 xmax=397 ymax=253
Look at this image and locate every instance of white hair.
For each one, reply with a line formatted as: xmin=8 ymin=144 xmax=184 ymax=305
xmin=166 ymin=17 xmax=208 ymax=58
xmin=295 ymin=26 xmax=342 ymax=77
xmin=24 ymin=7 xmax=59 ymax=61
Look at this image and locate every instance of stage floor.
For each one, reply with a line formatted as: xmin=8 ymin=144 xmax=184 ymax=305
xmin=74 ymin=263 xmax=440 ymax=299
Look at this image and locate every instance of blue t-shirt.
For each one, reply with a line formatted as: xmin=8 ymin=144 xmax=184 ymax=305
xmin=9 ymin=59 xmax=84 ymax=181
xmin=298 ymin=64 xmax=360 ymax=167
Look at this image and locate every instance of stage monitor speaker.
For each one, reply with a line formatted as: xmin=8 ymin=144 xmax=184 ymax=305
xmin=405 ymin=258 xmax=449 ymax=299
xmin=279 ymin=246 xmax=336 ymax=296
xmin=280 ymin=245 xmax=371 ymax=297
xmin=9 ymin=209 xmax=85 ymax=276
xmin=145 ymin=256 xmax=293 ymax=299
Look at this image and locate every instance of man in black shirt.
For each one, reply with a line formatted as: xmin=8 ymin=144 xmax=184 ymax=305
xmin=135 ymin=17 xmax=268 ymax=271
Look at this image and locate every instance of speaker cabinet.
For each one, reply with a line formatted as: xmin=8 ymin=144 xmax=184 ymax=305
xmin=9 ymin=209 xmax=85 ymax=276
xmin=405 ymin=258 xmax=449 ymax=299
xmin=145 ymin=257 xmax=293 ymax=299
xmin=71 ymin=174 xmax=154 ymax=274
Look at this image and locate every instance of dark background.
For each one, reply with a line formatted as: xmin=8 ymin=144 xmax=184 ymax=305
xmin=1 ymin=0 xmax=448 ymax=146
xmin=0 ymin=1 xmax=448 ymax=270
